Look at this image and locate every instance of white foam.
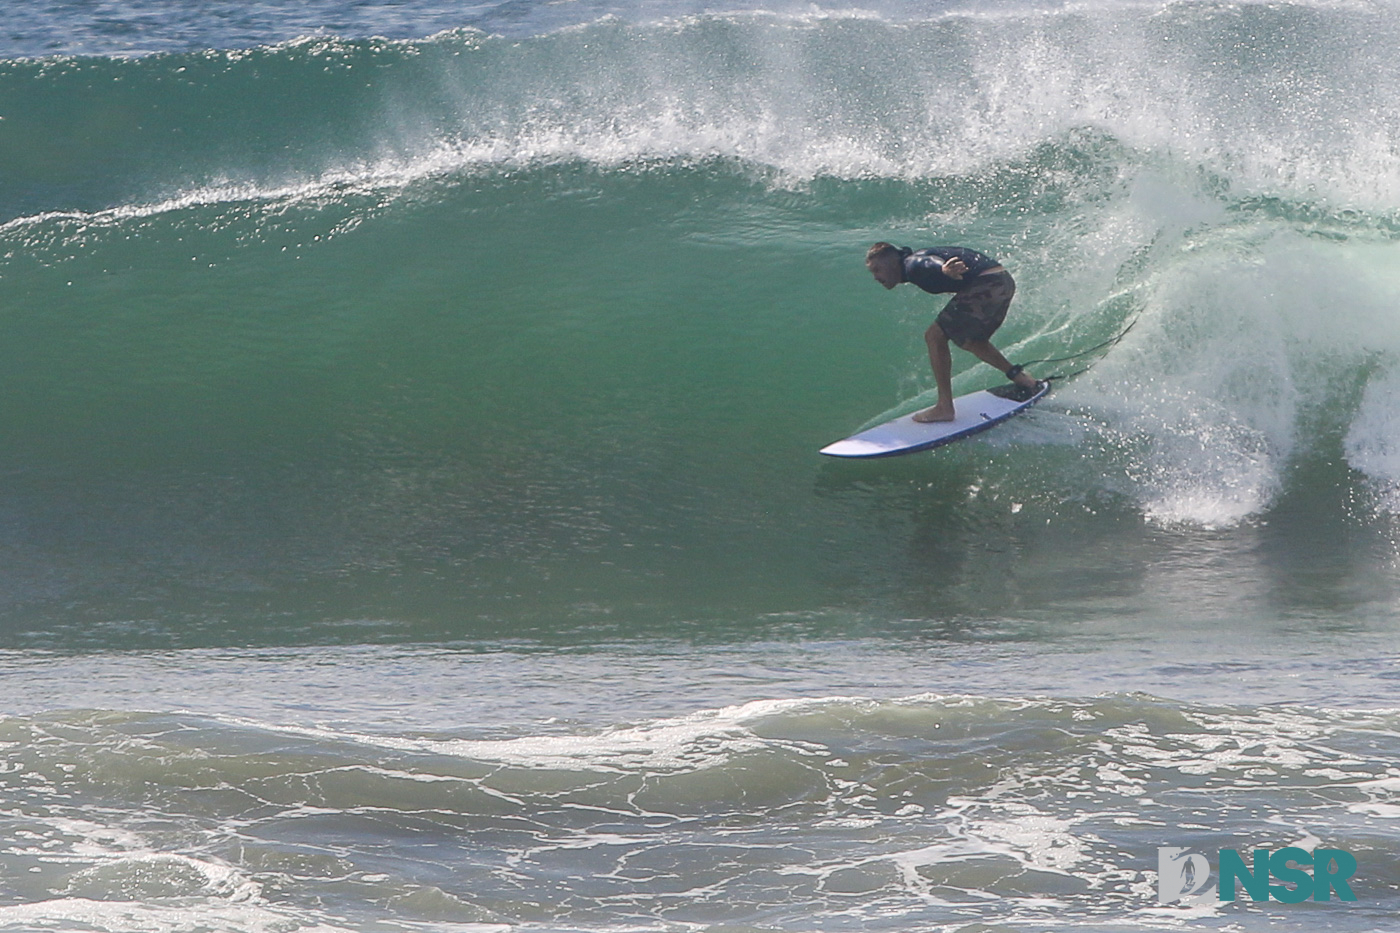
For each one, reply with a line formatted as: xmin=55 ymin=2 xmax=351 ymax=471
xmin=219 ymin=695 xmax=850 ymax=774
xmin=62 ymin=853 xmax=262 ymax=902
xmin=0 ymin=897 xmax=353 ymax=933
xmin=1050 ymin=207 xmax=1400 ymax=527
xmin=1345 ymin=366 xmax=1400 ymax=512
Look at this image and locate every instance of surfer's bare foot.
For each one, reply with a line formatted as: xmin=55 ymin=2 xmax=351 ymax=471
xmin=1012 ymin=371 xmax=1038 ymax=390
xmin=912 ymin=403 xmax=955 ymax=423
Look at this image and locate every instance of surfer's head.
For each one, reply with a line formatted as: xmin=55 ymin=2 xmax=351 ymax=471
xmin=865 ymin=242 xmax=904 ymax=289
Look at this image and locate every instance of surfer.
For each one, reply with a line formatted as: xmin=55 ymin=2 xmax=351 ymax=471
xmin=866 ymin=242 xmax=1040 ymax=423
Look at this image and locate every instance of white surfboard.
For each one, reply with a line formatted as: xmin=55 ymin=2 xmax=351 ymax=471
xmin=820 ymin=381 xmax=1050 ymax=458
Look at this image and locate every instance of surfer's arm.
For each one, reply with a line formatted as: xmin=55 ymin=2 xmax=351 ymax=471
xmin=940 ymin=256 xmax=967 ymax=280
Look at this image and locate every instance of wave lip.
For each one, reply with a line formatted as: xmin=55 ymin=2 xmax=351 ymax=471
xmin=10 ymin=2 xmax=1400 ymax=220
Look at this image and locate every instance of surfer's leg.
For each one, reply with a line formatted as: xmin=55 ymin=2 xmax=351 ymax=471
xmin=937 ymin=273 xmax=1036 ymax=387
xmin=963 ymin=340 xmax=1038 ymax=389
xmin=914 ymin=322 xmax=956 ymax=423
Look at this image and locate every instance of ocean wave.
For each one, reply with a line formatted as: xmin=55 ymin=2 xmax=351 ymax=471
xmin=7 ymin=4 xmax=1400 ymax=220
xmin=2 ymin=695 xmax=1397 ymax=927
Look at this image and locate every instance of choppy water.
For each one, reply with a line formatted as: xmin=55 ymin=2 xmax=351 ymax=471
xmin=2 ymin=0 xmax=1400 ymax=929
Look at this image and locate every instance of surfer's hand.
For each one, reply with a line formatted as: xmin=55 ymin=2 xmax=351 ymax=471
xmin=941 ymin=257 xmax=967 ymax=279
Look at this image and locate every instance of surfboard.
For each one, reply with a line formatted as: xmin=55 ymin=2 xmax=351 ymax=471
xmin=820 ymin=381 xmax=1050 ymax=458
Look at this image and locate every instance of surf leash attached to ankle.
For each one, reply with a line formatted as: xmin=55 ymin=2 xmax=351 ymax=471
xmin=1004 ymin=310 xmax=1144 ymax=384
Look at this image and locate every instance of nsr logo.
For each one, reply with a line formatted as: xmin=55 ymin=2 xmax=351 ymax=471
xmin=1158 ymin=846 xmax=1359 ymax=904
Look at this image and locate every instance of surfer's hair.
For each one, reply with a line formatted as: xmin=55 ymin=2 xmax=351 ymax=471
xmin=866 ymin=242 xmax=901 ymax=264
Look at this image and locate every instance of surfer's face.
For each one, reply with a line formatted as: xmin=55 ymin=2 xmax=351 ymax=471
xmin=867 ymin=254 xmax=902 ymax=289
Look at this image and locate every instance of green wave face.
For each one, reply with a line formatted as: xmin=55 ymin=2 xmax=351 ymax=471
xmin=3 ymin=7 xmax=1400 ymax=646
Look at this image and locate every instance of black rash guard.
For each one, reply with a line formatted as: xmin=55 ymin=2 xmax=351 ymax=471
xmin=899 ymin=246 xmax=1001 ymax=294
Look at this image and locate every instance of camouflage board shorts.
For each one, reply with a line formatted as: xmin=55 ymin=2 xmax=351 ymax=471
xmin=935 ymin=270 xmax=1016 ymax=347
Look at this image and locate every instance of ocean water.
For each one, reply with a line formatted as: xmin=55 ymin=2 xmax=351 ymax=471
xmin=3 ymin=0 xmax=1400 ymax=930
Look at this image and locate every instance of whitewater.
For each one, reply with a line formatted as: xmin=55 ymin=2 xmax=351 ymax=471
xmin=1 ymin=1 xmax=1399 ymax=930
